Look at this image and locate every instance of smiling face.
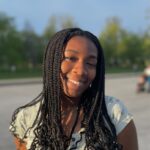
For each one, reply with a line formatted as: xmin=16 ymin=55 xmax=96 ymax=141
xmin=61 ymin=36 xmax=98 ymax=98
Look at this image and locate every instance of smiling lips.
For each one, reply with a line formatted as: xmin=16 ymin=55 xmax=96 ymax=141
xmin=68 ymin=79 xmax=84 ymax=87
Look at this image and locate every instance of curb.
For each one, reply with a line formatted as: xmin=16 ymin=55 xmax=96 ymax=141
xmin=0 ymin=78 xmax=42 ymax=86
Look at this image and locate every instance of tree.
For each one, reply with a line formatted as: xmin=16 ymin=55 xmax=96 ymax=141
xmin=21 ymin=21 xmax=43 ymax=68
xmin=118 ymin=32 xmax=144 ymax=67
xmin=43 ymin=16 xmax=57 ymax=43
xmin=0 ymin=12 xmax=23 ymax=69
xmin=100 ymin=17 xmax=124 ymax=66
xmin=42 ymin=15 xmax=77 ymax=49
xmin=59 ymin=15 xmax=77 ymax=29
xmin=143 ymin=32 xmax=150 ymax=66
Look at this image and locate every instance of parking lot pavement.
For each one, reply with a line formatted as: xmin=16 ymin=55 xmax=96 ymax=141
xmin=0 ymin=76 xmax=149 ymax=149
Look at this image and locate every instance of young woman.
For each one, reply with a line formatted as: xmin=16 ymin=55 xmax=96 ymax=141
xmin=9 ymin=28 xmax=138 ymax=150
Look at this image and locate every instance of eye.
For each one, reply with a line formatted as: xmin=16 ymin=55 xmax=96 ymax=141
xmin=64 ymin=56 xmax=77 ymax=62
xmin=86 ymin=60 xmax=97 ymax=67
xmin=87 ymin=63 xmax=97 ymax=67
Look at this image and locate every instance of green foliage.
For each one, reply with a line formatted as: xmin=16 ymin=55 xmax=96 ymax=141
xmin=0 ymin=12 xmax=23 ymax=68
xmin=118 ymin=32 xmax=144 ymax=66
xmin=21 ymin=23 xmax=43 ymax=68
xmin=100 ymin=17 xmax=124 ymax=66
xmin=0 ymin=67 xmax=42 ymax=79
xmin=100 ymin=16 xmax=149 ymax=69
xmin=0 ymin=12 xmax=150 ymax=79
xmin=42 ymin=15 xmax=77 ymax=40
xmin=43 ymin=16 xmax=57 ymax=43
xmin=142 ymin=31 xmax=150 ymax=65
xmin=59 ymin=15 xmax=77 ymax=29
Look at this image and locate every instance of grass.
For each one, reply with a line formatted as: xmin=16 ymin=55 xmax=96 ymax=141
xmin=0 ymin=68 xmax=42 ymax=79
xmin=105 ymin=67 xmax=141 ymax=74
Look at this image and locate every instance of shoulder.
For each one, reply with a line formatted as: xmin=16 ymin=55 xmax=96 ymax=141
xmin=9 ymin=101 xmax=41 ymax=139
xmin=105 ymin=96 xmax=133 ymax=135
xmin=105 ymin=96 xmax=126 ymax=112
xmin=20 ymin=101 xmax=41 ymax=123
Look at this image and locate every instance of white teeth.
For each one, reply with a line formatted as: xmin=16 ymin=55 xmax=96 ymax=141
xmin=69 ymin=79 xmax=82 ymax=86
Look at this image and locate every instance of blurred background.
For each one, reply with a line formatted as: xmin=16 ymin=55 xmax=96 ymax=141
xmin=0 ymin=0 xmax=150 ymax=149
xmin=0 ymin=0 xmax=150 ymax=77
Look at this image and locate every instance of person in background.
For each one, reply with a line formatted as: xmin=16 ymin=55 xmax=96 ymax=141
xmin=137 ymin=65 xmax=150 ymax=93
xmin=9 ymin=28 xmax=138 ymax=150
xmin=136 ymin=74 xmax=146 ymax=92
xmin=144 ymin=65 xmax=150 ymax=92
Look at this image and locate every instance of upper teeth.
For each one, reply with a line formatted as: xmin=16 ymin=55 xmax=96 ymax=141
xmin=69 ymin=79 xmax=81 ymax=85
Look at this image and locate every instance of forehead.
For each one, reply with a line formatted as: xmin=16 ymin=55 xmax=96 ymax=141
xmin=65 ymin=36 xmax=98 ymax=56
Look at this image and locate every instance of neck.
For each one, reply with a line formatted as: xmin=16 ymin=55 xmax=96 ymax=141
xmin=61 ymin=93 xmax=81 ymax=110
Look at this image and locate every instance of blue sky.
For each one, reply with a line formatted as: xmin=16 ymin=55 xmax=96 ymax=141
xmin=0 ymin=0 xmax=150 ymax=36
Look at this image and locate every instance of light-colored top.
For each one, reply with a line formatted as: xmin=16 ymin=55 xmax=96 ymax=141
xmin=144 ymin=67 xmax=150 ymax=76
xmin=9 ymin=96 xmax=133 ymax=150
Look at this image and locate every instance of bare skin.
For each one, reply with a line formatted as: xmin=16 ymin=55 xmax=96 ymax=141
xmin=117 ymin=120 xmax=138 ymax=150
xmin=14 ymin=137 xmax=27 ymax=150
xmin=61 ymin=95 xmax=83 ymax=136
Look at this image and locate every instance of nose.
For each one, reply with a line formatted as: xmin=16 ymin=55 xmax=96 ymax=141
xmin=73 ymin=61 xmax=88 ymax=77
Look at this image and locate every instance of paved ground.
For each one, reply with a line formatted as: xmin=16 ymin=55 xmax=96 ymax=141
xmin=0 ymin=76 xmax=150 ymax=150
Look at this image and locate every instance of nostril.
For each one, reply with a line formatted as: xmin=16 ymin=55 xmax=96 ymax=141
xmin=73 ymin=63 xmax=88 ymax=75
xmin=73 ymin=67 xmax=87 ymax=76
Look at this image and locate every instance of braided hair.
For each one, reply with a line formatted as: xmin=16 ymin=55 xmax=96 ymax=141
xmin=11 ymin=28 xmax=122 ymax=149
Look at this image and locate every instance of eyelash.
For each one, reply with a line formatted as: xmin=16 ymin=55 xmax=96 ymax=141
xmin=64 ymin=57 xmax=96 ymax=67
xmin=64 ymin=57 xmax=77 ymax=61
xmin=87 ymin=63 xmax=96 ymax=67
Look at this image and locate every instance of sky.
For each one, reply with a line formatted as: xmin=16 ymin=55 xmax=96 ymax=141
xmin=0 ymin=0 xmax=150 ymax=36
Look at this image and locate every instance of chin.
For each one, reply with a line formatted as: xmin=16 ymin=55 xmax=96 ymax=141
xmin=64 ymin=91 xmax=82 ymax=98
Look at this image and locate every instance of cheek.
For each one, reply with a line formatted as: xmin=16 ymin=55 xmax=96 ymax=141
xmin=61 ymin=61 xmax=71 ymax=74
xmin=89 ymin=69 xmax=96 ymax=83
xmin=61 ymin=62 xmax=66 ymax=74
xmin=60 ymin=62 xmax=67 ymax=86
xmin=89 ymin=69 xmax=96 ymax=82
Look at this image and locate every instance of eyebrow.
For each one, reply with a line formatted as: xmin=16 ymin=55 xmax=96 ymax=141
xmin=65 ymin=49 xmax=79 ymax=53
xmin=65 ymin=49 xmax=97 ymax=59
xmin=88 ymin=55 xmax=97 ymax=60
